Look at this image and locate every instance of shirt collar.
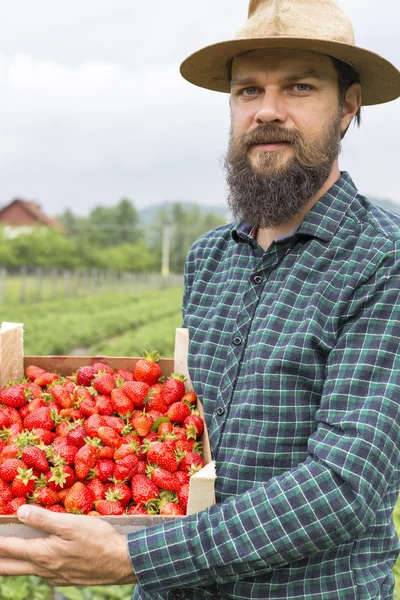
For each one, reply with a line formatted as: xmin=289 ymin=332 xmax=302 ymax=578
xmin=231 ymin=171 xmax=359 ymax=245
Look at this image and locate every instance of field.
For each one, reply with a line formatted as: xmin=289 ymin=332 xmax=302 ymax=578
xmin=0 ymin=281 xmax=183 ymax=600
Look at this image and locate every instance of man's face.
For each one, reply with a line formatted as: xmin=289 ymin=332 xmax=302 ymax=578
xmin=225 ymin=48 xmax=346 ymax=228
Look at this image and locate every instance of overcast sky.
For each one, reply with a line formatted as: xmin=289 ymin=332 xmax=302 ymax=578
xmin=0 ymin=0 xmax=398 ymax=217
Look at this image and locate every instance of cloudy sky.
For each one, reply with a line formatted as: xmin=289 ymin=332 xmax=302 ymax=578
xmin=0 ymin=0 xmax=398 ymax=217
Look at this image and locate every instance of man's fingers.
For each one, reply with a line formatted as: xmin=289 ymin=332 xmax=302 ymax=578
xmin=17 ymin=504 xmax=85 ymax=538
xmin=0 ymin=536 xmax=37 ymax=562
xmin=0 ymin=558 xmax=36 ymax=577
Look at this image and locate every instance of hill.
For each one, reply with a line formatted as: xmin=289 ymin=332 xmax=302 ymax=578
xmin=139 ymin=202 xmax=231 ymax=226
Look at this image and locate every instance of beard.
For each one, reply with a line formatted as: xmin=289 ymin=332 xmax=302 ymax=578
xmin=224 ymin=109 xmax=343 ymax=229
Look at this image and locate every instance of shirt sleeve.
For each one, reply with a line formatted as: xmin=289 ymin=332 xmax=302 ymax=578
xmin=127 ymin=247 xmax=400 ymax=594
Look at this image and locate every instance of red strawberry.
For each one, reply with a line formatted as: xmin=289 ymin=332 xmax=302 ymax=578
xmin=92 ymin=362 xmax=114 ymax=376
xmin=95 ymin=395 xmax=114 ymax=416
xmin=66 ymin=424 xmax=88 ymax=449
xmin=166 ymin=401 xmax=191 ymax=424
xmin=53 ymin=443 xmax=78 ymax=467
xmin=113 ymin=441 xmax=139 ymax=462
xmin=121 ymin=381 xmax=150 ymax=410
xmin=64 ymin=482 xmax=93 ymax=514
xmin=74 ymin=440 xmax=100 ymax=480
xmin=159 ymin=501 xmax=185 ymax=516
xmin=73 ymin=386 xmax=93 ymax=404
xmin=113 ymin=455 xmax=139 ymax=482
xmin=0 ymin=458 xmax=27 ymax=482
xmin=109 ymin=483 xmax=131 ymax=508
xmin=184 ymin=414 xmax=204 ymax=438
xmin=149 ymin=466 xmax=181 ymax=492
xmin=133 ymin=351 xmax=162 ymax=386
xmin=50 ymin=385 xmax=73 ymax=410
xmin=131 ymin=412 xmax=154 ymax=437
xmin=90 ymin=459 xmax=115 ymax=482
xmin=95 ymin=498 xmax=124 ymax=515
xmin=79 ymin=398 xmax=98 ymax=417
xmin=145 ymin=442 xmax=178 ymax=473
xmin=86 ymin=478 xmax=106 ymax=502
xmin=0 ymin=407 xmax=22 ymax=428
xmin=84 ymin=414 xmax=105 ymax=437
xmin=0 ymin=384 xmax=27 ymax=408
xmin=47 ymin=504 xmax=67 ymax=513
xmin=131 ymin=474 xmax=159 ymax=505
xmin=110 ymin=388 xmax=134 ymax=417
xmin=0 ymin=480 xmax=14 ymax=503
xmin=34 ymin=372 xmax=59 ymax=387
xmin=162 ymin=374 xmax=186 ymax=406
xmin=102 ymin=416 xmax=126 ymax=434
xmin=76 ymin=366 xmax=97 ymax=386
xmin=98 ymin=445 xmax=115 ymax=459
xmin=6 ymin=497 xmax=26 ymax=514
xmin=22 ymin=446 xmax=49 ymax=473
xmin=181 ymin=391 xmax=198 ymax=405
xmin=175 ymin=470 xmax=190 ymax=486
xmin=26 ymin=365 xmax=46 ymax=382
xmin=11 ymin=467 xmax=37 ymax=498
xmin=47 ymin=465 xmax=76 ymax=491
xmin=93 ymin=373 xmax=115 ymax=395
xmin=177 ymin=482 xmax=190 ymax=512
xmin=34 ymin=486 xmax=60 ymax=507
xmin=23 ymin=407 xmax=57 ymax=431
xmin=97 ymin=426 xmax=122 ymax=449
xmin=116 ymin=369 xmax=135 ymax=382
xmin=31 ymin=428 xmax=55 ymax=446
xmin=126 ymin=504 xmax=148 ymax=515
xmin=179 ymin=451 xmax=206 ymax=474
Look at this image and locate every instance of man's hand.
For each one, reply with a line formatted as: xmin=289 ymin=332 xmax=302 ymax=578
xmin=0 ymin=505 xmax=138 ymax=587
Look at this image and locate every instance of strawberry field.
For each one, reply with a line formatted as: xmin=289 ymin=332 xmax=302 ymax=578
xmin=0 ymin=285 xmax=184 ymax=599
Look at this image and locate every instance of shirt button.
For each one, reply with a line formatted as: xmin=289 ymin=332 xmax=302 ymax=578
xmin=252 ymin=274 xmax=263 ymax=284
xmin=233 ymin=336 xmax=242 ymax=346
xmin=216 ymin=407 xmax=225 ymax=416
xmin=169 ymin=593 xmax=183 ymax=600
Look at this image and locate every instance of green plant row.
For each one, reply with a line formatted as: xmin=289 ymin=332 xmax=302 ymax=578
xmin=0 ymin=577 xmax=134 ymax=600
xmin=2 ymin=287 xmax=183 ymax=355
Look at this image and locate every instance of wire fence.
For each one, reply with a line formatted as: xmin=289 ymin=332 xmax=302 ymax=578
xmin=0 ymin=266 xmax=183 ymax=306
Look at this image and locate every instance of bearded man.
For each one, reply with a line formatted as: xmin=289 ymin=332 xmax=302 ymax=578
xmin=0 ymin=1 xmax=399 ymax=600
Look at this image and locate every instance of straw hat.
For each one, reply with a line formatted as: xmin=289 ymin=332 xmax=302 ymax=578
xmin=180 ymin=0 xmax=400 ymax=106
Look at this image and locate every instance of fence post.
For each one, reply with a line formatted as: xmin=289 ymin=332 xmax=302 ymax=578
xmin=0 ymin=267 xmax=6 ymax=305
xmin=35 ymin=267 xmax=43 ymax=302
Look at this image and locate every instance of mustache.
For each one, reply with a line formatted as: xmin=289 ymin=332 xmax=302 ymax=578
xmin=240 ymin=126 xmax=301 ymax=149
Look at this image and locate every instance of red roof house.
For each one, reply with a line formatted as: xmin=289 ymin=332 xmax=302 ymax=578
xmin=0 ymin=198 xmax=61 ymax=230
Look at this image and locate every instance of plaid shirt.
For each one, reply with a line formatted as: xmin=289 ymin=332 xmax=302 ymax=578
xmin=129 ymin=172 xmax=400 ymax=600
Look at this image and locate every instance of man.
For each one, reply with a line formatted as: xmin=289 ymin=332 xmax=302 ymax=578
xmin=1 ymin=0 xmax=400 ymax=599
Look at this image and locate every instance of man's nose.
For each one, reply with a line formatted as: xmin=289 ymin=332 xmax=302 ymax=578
xmin=254 ymin=92 xmax=287 ymax=125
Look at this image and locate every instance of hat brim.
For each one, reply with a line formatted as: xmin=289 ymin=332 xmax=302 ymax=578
xmin=180 ymin=37 xmax=400 ymax=106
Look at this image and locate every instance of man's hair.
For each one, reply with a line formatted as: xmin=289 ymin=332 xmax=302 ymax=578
xmin=331 ymin=57 xmax=362 ymax=139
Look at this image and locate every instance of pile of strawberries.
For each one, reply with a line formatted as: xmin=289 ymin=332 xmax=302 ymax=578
xmin=0 ymin=351 xmax=206 ymax=517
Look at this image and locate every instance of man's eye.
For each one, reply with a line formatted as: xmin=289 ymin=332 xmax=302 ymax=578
xmin=292 ymin=84 xmax=313 ymax=93
xmin=240 ymin=87 xmax=259 ymax=96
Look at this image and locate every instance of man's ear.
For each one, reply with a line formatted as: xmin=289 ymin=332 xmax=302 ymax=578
xmin=341 ymin=82 xmax=362 ymax=133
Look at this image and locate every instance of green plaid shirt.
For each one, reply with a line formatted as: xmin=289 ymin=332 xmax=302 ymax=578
xmin=129 ymin=172 xmax=400 ymax=600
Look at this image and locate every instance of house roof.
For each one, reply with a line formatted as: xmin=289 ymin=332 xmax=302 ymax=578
xmin=0 ymin=198 xmax=61 ymax=228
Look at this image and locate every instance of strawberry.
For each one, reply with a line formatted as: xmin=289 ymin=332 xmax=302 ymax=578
xmin=131 ymin=474 xmax=160 ymax=505
xmin=86 ymin=478 xmax=106 ymax=502
xmin=73 ymin=386 xmax=93 ymax=404
xmin=26 ymin=365 xmax=46 ymax=382
xmin=0 ymin=384 xmax=27 ymax=408
xmin=181 ymin=391 xmax=198 ymax=405
xmin=148 ymin=466 xmax=181 ymax=492
xmin=175 ymin=438 xmax=196 ymax=454
xmin=47 ymin=465 xmax=76 ymax=491
xmin=166 ymin=401 xmax=191 ymax=424
xmin=116 ymin=369 xmax=135 ymax=382
xmin=95 ymin=498 xmax=124 ymax=516
xmin=175 ymin=470 xmax=190 ymax=486
xmin=133 ymin=351 xmax=162 ymax=386
xmin=110 ymin=388 xmax=134 ymax=417
xmin=125 ymin=504 xmax=148 ymax=515
xmin=102 ymin=416 xmax=126 ymax=434
xmin=66 ymin=424 xmax=88 ymax=449
xmin=11 ymin=467 xmax=37 ymax=498
xmin=177 ymin=482 xmax=190 ymax=512
xmin=98 ymin=445 xmax=115 ymax=459
xmin=79 ymin=398 xmax=98 ymax=417
xmin=53 ymin=443 xmax=78 ymax=466
xmin=113 ymin=441 xmax=139 ymax=462
xmin=34 ymin=372 xmax=59 ymax=387
xmin=157 ymin=421 xmax=174 ymax=437
xmin=0 ymin=480 xmax=14 ymax=503
xmin=159 ymin=501 xmax=185 ymax=516
xmin=121 ymin=381 xmax=150 ymax=410
xmin=92 ymin=362 xmax=114 ymax=376
xmin=64 ymin=482 xmax=93 ymax=514
xmin=145 ymin=442 xmax=178 ymax=473
xmin=6 ymin=497 xmax=26 ymax=514
xmin=179 ymin=451 xmax=206 ymax=474
xmin=50 ymin=385 xmax=73 ymax=409
xmin=33 ymin=486 xmax=60 ymax=507
xmin=114 ymin=454 xmax=139 ymax=482
xmin=109 ymin=483 xmax=131 ymax=508
xmin=47 ymin=504 xmax=67 ymax=513
xmin=76 ymin=366 xmax=97 ymax=386
xmin=74 ymin=440 xmax=100 ymax=480
xmin=97 ymin=426 xmax=122 ymax=449
xmin=0 ymin=407 xmax=22 ymax=428
xmin=95 ymin=395 xmax=114 ymax=416
xmin=23 ymin=407 xmax=57 ymax=432
xmin=22 ymin=446 xmax=49 ymax=473
xmin=93 ymin=373 xmax=115 ymax=396
xmin=184 ymin=414 xmax=204 ymax=438
xmin=162 ymin=374 xmax=186 ymax=406
xmin=131 ymin=412 xmax=154 ymax=437
xmin=84 ymin=414 xmax=106 ymax=438
xmin=89 ymin=459 xmax=115 ymax=482
xmin=0 ymin=458 xmax=27 ymax=482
